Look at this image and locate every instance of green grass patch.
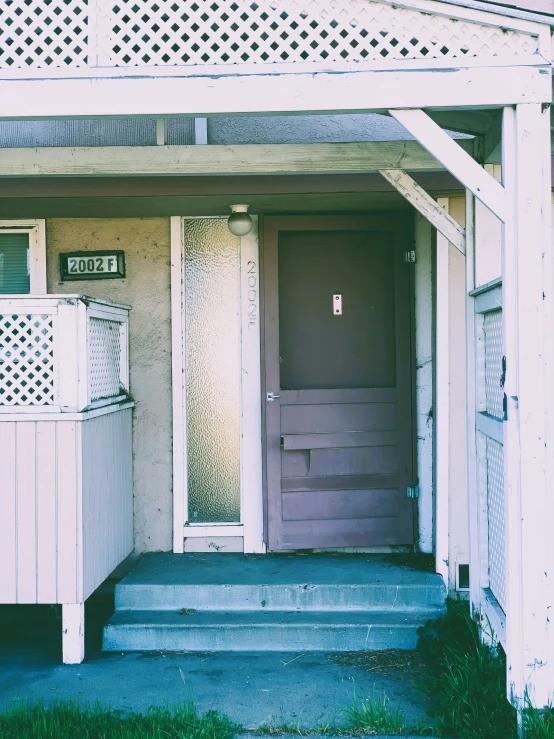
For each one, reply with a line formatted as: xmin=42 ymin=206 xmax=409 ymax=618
xmin=0 ymin=700 xmax=238 ymax=739
xmin=523 ymin=700 xmax=554 ymax=739
xmin=341 ymin=689 xmax=408 ymax=735
xmin=416 ymin=598 xmax=518 ymax=739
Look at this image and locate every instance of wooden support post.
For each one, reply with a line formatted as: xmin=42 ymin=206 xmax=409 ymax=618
xmin=502 ymin=103 xmax=553 ymax=709
xmin=379 ymin=169 xmax=465 ymax=254
xmin=435 ymin=197 xmax=450 ymax=585
xmin=465 ymin=192 xmax=482 ymax=619
xmin=62 ymin=603 xmax=85 ymax=664
xmin=390 ymin=109 xmax=506 ymax=222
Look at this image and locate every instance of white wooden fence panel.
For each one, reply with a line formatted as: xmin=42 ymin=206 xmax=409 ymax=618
xmin=82 ymin=408 xmax=133 ymax=600
xmin=0 ymin=408 xmax=133 ymax=606
xmin=0 ymin=423 xmax=17 ymax=602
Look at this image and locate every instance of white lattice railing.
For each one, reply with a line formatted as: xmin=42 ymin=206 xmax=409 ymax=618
xmin=0 ymin=295 xmax=130 ymax=412
xmin=0 ymin=0 xmax=542 ymax=72
xmin=474 ymin=285 xmax=506 ymax=641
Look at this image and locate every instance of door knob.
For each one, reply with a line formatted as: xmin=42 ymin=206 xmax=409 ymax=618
xmin=266 ymin=391 xmax=281 ymax=403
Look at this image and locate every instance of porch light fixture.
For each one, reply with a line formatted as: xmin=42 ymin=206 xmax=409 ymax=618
xmin=227 ymin=204 xmax=253 ymax=236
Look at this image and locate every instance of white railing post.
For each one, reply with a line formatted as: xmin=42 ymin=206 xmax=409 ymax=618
xmin=77 ymin=300 xmax=90 ymax=411
xmin=119 ymin=315 xmax=130 ymax=393
xmin=57 ymin=299 xmax=81 ymax=411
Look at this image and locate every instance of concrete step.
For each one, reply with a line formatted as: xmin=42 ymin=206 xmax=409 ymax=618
xmin=115 ymin=553 xmax=446 ymax=613
xmin=103 ymin=610 xmax=437 ymax=652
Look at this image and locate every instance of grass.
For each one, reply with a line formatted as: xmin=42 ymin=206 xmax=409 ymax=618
xmin=257 ymin=689 xmax=429 ymax=737
xmin=341 ymin=690 xmax=408 ymax=735
xmin=416 ymin=598 xmax=518 ymax=739
xmin=0 ymin=700 xmax=238 ymax=739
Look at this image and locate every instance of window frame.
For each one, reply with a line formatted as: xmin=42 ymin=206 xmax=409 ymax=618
xmin=0 ymin=219 xmax=46 ymax=294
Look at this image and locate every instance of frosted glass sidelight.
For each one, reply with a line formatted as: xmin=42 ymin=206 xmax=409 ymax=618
xmin=184 ymin=219 xmax=241 ymax=523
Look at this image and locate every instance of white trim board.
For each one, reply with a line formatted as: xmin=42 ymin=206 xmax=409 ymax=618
xmin=239 ymin=217 xmax=265 ymax=554
xmin=170 ymin=215 xmax=186 ymax=554
xmin=414 ymin=213 xmax=434 ymax=554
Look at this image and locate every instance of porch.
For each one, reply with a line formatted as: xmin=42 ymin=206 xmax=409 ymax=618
xmin=0 ymin=0 xmax=553 ymax=715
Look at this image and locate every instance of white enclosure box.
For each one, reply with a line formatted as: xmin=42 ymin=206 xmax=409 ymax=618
xmin=0 ymin=295 xmax=134 ymax=663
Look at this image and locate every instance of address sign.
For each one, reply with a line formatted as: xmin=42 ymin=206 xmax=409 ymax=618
xmin=60 ymin=251 xmax=126 ymax=281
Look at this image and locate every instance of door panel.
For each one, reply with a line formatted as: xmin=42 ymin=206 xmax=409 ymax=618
xmin=308 ymin=446 xmax=398 ymax=476
xmin=262 ymin=215 xmax=415 ymax=550
xmin=282 ymin=489 xmax=399 ymax=521
xmin=278 ymin=231 xmax=396 ymax=390
xmin=280 ymin=403 xmax=396 ymax=434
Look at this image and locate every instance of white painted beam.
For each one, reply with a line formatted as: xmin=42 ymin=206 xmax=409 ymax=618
xmin=0 ymin=141 xmax=470 ymax=177
xmin=379 ymin=169 xmax=465 ymax=254
xmin=0 ymin=66 xmax=548 ymax=121
xmin=390 ymin=109 xmax=507 ymax=222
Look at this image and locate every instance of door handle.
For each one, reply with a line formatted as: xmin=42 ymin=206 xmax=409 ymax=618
xmin=266 ymin=391 xmax=281 ymax=403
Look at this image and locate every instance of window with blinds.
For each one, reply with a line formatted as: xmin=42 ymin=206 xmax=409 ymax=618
xmin=0 ymin=233 xmax=30 ymax=294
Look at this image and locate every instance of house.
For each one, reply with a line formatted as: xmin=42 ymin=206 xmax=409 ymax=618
xmin=0 ymin=0 xmax=553 ymax=714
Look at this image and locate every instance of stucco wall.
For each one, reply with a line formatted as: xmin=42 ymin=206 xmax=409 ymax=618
xmin=46 ymin=218 xmax=172 ymax=553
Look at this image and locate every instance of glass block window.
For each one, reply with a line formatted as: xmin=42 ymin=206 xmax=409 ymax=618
xmin=184 ymin=219 xmax=241 ymax=523
xmin=0 ymin=233 xmax=30 ymax=294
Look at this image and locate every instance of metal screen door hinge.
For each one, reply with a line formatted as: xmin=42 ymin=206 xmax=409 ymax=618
xmin=403 ymin=250 xmax=416 ymax=264
xmin=406 ymin=485 xmax=420 ymax=499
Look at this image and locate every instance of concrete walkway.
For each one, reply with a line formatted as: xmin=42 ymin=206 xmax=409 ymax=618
xmin=0 ymin=595 xmax=440 ymax=735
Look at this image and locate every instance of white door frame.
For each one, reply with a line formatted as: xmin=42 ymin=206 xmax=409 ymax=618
xmin=171 ymin=215 xmax=265 ymax=554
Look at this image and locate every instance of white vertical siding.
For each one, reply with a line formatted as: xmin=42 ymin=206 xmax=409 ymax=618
xmin=0 ymin=418 xmax=80 ymax=604
xmin=56 ymin=421 xmax=80 ymax=603
xmin=16 ymin=422 xmax=38 ymax=602
xmin=0 ymin=423 xmax=17 ymax=601
xmin=0 ymin=407 xmax=132 ymax=605
xmin=36 ymin=422 xmax=58 ymax=602
xmin=82 ymin=409 xmax=133 ymax=600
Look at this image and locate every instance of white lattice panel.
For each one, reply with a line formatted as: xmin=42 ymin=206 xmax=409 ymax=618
xmin=0 ymin=0 xmax=89 ymax=69
xmin=483 ymin=309 xmax=503 ymax=420
xmin=0 ymin=313 xmax=55 ymax=405
xmin=486 ymin=436 xmax=505 ymax=612
xmin=88 ymin=317 xmax=122 ymax=401
xmin=109 ymin=0 xmax=539 ymax=67
xmin=0 ymin=0 xmax=540 ymax=69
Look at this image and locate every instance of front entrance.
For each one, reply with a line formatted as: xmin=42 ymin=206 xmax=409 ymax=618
xmin=262 ymin=215 xmax=415 ymax=550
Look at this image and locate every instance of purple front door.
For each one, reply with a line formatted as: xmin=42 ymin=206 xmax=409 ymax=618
xmin=262 ymin=215 xmax=416 ymax=551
